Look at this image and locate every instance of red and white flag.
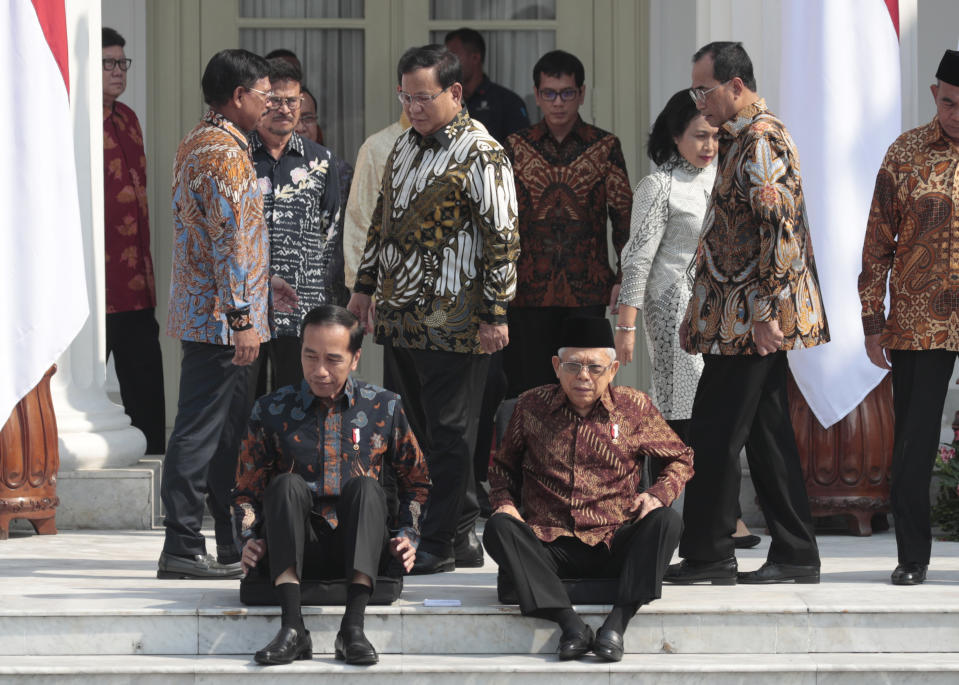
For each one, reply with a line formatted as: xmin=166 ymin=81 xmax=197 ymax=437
xmin=0 ymin=0 xmax=87 ymax=423
xmin=780 ymin=0 xmax=900 ymax=428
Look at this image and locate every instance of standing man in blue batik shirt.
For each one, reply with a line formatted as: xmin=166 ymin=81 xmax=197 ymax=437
xmin=252 ymin=58 xmax=343 ymax=390
xmin=348 ymin=45 xmax=520 ymax=575
xmin=234 ymin=305 xmax=430 ymax=666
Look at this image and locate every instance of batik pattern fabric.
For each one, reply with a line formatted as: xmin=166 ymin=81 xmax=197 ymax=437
xmin=488 ymin=383 xmax=694 ymax=548
xmin=251 ymin=131 xmax=343 ymax=337
xmin=104 ymin=102 xmax=155 ymax=313
xmin=354 ymin=109 xmax=519 ymax=354
xmin=620 ymin=156 xmax=714 ymax=419
xmin=167 ymin=110 xmax=270 ymax=344
xmin=859 ymin=117 xmax=959 ymax=350
xmin=232 ymin=377 xmax=430 ymax=544
xmin=504 ymin=117 xmax=632 ymax=307
xmin=682 ymin=99 xmax=829 ymax=355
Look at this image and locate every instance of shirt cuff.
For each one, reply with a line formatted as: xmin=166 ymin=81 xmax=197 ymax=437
xmin=480 ymin=300 xmax=510 ymax=325
xmin=226 ymin=307 xmax=253 ymax=331
xmin=862 ymin=311 xmax=886 ymax=337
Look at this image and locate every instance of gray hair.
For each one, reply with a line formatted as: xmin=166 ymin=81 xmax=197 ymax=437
xmin=557 ymin=347 xmax=616 ymax=364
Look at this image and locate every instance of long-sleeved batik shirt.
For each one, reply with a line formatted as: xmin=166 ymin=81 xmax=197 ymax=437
xmin=232 ymin=377 xmax=430 ymax=544
xmin=682 ymin=99 xmax=829 ymax=355
xmin=859 ymin=117 xmax=959 ymax=350
xmin=504 ymin=117 xmax=632 ymax=307
xmin=353 ymin=109 xmax=519 ymax=354
xmin=488 ymin=383 xmax=694 ymax=548
xmin=167 ymin=110 xmax=270 ymax=344
xmin=251 ymin=131 xmax=343 ymax=337
xmin=104 ymin=101 xmax=156 ymax=314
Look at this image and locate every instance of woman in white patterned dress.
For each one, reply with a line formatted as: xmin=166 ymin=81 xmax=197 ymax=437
xmin=616 ymin=89 xmax=716 ymax=431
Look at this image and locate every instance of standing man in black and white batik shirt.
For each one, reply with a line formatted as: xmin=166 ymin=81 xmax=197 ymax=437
xmin=252 ymin=57 xmax=343 ymax=390
xmin=348 ymin=44 xmax=519 ymax=575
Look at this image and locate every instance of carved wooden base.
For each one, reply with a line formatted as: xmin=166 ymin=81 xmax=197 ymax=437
xmin=0 ymin=495 xmax=60 ymax=538
xmin=809 ymin=496 xmax=891 ymax=536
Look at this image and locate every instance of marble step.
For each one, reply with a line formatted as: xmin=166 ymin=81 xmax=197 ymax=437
xmin=3 ymin=653 xmax=959 ymax=684
xmin=3 ymin=599 xmax=959 ymax=657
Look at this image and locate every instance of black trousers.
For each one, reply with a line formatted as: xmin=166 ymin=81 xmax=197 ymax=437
xmin=105 ymin=308 xmax=166 ymax=454
xmin=890 ymin=349 xmax=958 ymax=564
xmin=474 ymin=350 xmax=507 ymax=487
xmin=161 ymin=341 xmax=254 ymax=556
xmin=679 ymin=352 xmax=819 ymax=565
xmin=504 ymin=304 xmax=606 ymax=398
xmin=261 ymin=473 xmax=391 ymax=586
xmin=382 ymin=343 xmax=488 ymax=556
xmin=253 ymin=336 xmax=304 ymax=399
xmin=483 ymin=509 xmax=682 ymax=613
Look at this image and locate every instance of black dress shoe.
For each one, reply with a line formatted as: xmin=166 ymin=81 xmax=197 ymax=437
xmin=157 ymin=551 xmax=243 ymax=579
xmin=254 ymin=626 xmax=312 ymax=665
xmin=334 ymin=628 xmax=378 ymax=665
xmin=733 ymin=534 xmax=761 ymax=549
xmin=592 ymin=627 xmax=624 ymax=662
xmin=410 ymin=549 xmax=456 ymax=575
xmin=737 ymin=562 xmax=820 ymax=584
xmin=891 ymin=562 xmax=927 ymax=585
xmin=664 ymin=557 xmax=737 ymax=585
xmin=454 ymin=528 xmax=484 ymax=568
xmin=558 ymin=624 xmax=594 ymax=661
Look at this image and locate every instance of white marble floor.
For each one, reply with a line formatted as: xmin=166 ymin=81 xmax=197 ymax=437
xmin=2 ymin=526 xmax=959 ymax=617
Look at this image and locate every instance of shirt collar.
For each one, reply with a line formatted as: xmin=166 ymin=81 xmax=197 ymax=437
xmin=925 ymin=116 xmax=956 ymax=148
xmin=533 ymin=115 xmax=587 ymax=144
xmin=412 ymin=107 xmax=471 ymax=150
xmin=721 ymin=98 xmax=767 ymax=138
xmin=296 ymin=376 xmax=356 ymax=411
xmin=203 ymin=109 xmax=249 ymax=151
xmin=474 ymin=74 xmax=492 ymax=97
xmin=249 ymin=130 xmax=306 ymax=157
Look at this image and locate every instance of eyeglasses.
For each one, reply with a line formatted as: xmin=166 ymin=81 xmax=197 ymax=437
xmin=298 ymin=114 xmax=318 ymax=124
xmin=267 ymin=95 xmax=303 ymax=111
xmin=558 ymin=360 xmax=613 ymax=377
xmin=689 ymin=81 xmax=728 ymax=105
xmin=246 ymin=86 xmax=275 ymax=103
xmin=538 ymin=87 xmax=579 ymax=102
xmin=397 ymin=85 xmax=450 ymax=107
xmin=103 ymin=58 xmax=132 ymax=72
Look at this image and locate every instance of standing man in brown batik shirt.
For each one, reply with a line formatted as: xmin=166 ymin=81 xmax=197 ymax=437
xmin=859 ymin=49 xmax=959 ymax=586
xmin=503 ymin=50 xmax=632 ymax=400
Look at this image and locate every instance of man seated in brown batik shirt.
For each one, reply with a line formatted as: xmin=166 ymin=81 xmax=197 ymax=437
xmin=483 ymin=316 xmax=694 ymax=663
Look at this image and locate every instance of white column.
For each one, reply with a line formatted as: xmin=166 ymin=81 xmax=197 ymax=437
xmin=54 ymin=0 xmax=146 ymax=470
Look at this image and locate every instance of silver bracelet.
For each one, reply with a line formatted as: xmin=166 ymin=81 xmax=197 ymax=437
xmin=615 ymin=325 xmax=637 ymax=332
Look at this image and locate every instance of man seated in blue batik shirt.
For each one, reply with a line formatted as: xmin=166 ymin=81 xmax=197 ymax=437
xmin=232 ymin=305 xmax=430 ymax=667
xmin=251 ymin=58 xmax=344 ymax=390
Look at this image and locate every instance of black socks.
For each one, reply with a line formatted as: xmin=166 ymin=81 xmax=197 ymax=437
xmin=601 ymin=602 xmax=639 ymax=635
xmin=341 ymin=582 xmax=373 ymax=634
xmin=275 ymin=582 xmax=305 ymax=634
xmin=534 ymin=607 xmax=586 ymax=636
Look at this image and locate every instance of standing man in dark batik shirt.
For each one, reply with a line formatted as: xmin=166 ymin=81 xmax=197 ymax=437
xmin=252 ymin=58 xmax=343 ymax=390
xmin=234 ymin=305 xmax=429 ymax=666
xmin=666 ymin=42 xmax=828 ymax=587
xmin=503 ymin=50 xmax=632 ymax=399
xmin=444 ymin=27 xmax=530 ymax=145
xmin=102 ymin=27 xmax=165 ymax=454
xmin=859 ymin=50 xmax=959 ymax=586
xmin=485 ymin=316 xmax=691 ymax=662
xmin=349 ymin=45 xmax=519 ymax=575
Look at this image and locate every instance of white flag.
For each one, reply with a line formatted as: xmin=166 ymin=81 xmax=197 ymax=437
xmin=781 ymin=0 xmax=900 ymax=428
xmin=0 ymin=0 xmax=88 ymax=423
